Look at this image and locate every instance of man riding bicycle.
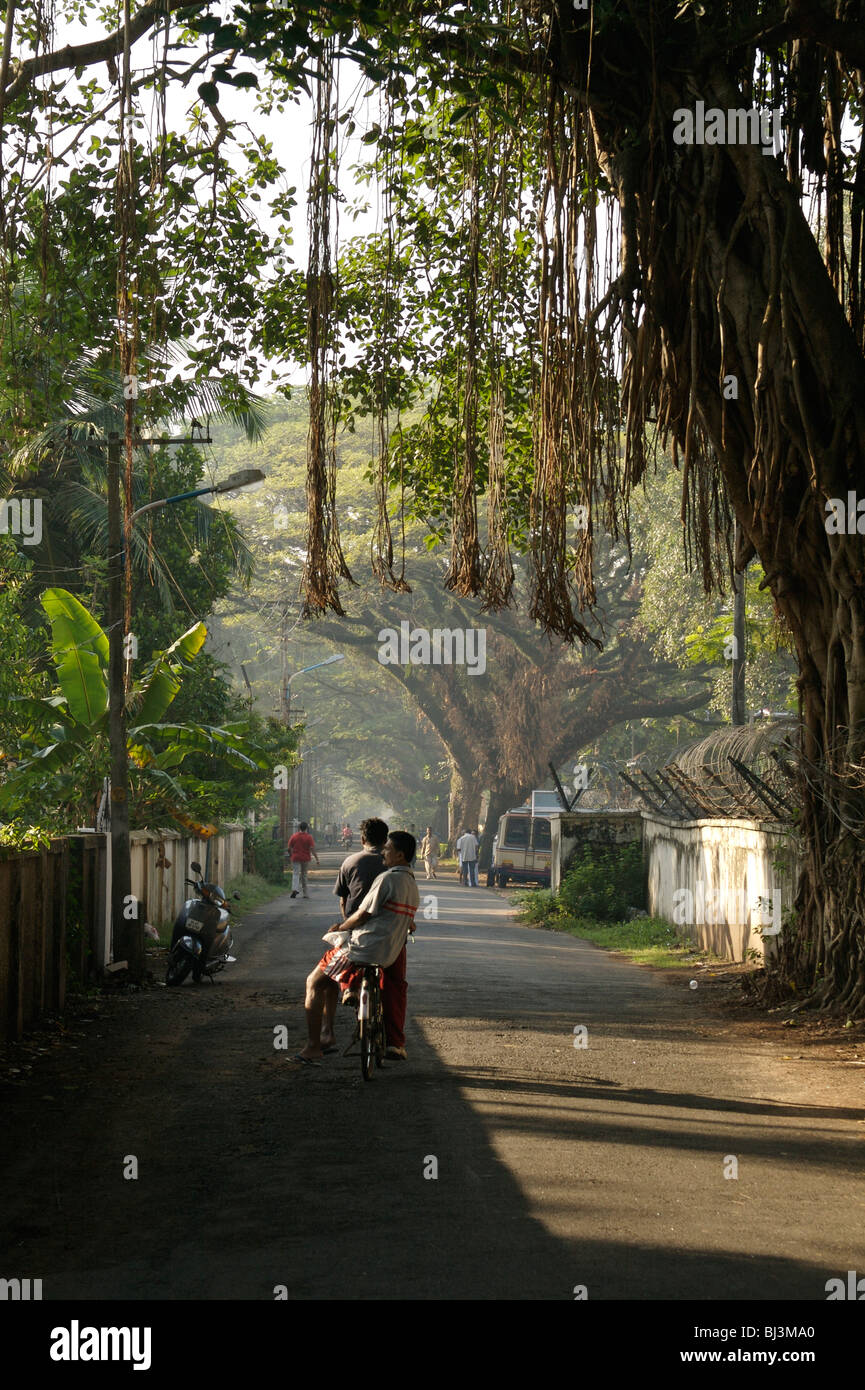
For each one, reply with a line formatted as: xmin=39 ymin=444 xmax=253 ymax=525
xmin=294 ymin=831 xmax=419 ymax=1065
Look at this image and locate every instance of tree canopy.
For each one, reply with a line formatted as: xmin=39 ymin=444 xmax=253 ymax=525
xmin=3 ymin=1 xmax=865 ymax=1010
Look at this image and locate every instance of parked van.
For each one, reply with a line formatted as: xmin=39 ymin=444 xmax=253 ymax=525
xmin=487 ymin=806 xmax=554 ymax=888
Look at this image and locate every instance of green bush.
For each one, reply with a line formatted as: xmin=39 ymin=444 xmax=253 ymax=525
xmin=246 ymin=824 xmax=286 ymax=885
xmin=558 ymin=841 xmax=645 ymax=922
xmin=513 ymin=888 xmax=559 ymax=923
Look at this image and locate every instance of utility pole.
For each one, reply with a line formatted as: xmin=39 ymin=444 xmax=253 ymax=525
xmin=279 ymin=653 xmax=344 ymax=841
xmin=104 ymin=451 xmax=263 ymax=976
xmin=106 ymin=433 xmax=141 ymax=976
xmin=732 ymin=520 xmax=747 ymax=726
xmin=279 ymin=606 xmax=289 ymax=850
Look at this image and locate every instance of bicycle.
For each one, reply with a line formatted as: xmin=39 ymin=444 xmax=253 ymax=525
xmin=355 ymin=964 xmax=387 ymax=1081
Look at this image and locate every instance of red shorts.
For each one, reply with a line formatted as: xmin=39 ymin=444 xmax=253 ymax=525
xmin=317 ymin=945 xmax=407 ymax=1049
xmin=318 ymin=945 xmax=362 ymax=987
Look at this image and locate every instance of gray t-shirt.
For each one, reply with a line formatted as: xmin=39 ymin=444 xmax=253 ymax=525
xmin=334 ymin=848 xmax=385 ymax=917
xmin=343 ymin=865 xmax=420 ymax=966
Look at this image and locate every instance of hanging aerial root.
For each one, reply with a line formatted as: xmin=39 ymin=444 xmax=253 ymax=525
xmin=301 ymin=37 xmax=354 ymax=618
xmin=445 ymin=111 xmax=484 ymax=599
xmin=482 ymin=370 xmax=514 ymax=611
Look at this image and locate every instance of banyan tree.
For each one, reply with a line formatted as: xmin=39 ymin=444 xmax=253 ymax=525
xmin=3 ymin=0 xmax=865 ymax=1011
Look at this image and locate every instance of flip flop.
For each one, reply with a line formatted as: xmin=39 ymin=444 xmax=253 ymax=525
xmin=292 ymin=1053 xmax=321 ymax=1066
xmin=321 ymin=1045 xmax=339 ymax=1055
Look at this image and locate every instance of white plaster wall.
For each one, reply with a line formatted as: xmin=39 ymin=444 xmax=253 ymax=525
xmin=643 ymin=815 xmax=799 ymax=961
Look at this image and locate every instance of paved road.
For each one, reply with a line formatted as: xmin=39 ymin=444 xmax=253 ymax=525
xmin=2 ymin=861 xmax=864 ymax=1301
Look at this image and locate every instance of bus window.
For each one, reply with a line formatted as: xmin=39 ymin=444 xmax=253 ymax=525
xmin=531 ymin=818 xmax=551 ymax=851
xmin=502 ymin=816 xmax=529 ymax=848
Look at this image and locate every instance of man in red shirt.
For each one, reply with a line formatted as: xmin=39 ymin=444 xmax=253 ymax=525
xmin=287 ymin=821 xmax=319 ymax=899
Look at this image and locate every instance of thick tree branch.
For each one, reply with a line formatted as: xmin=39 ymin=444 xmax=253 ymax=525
xmin=784 ymin=0 xmax=865 ymax=70
xmin=4 ymin=0 xmax=210 ymax=104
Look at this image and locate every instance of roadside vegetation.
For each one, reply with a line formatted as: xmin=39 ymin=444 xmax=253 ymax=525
xmin=226 ymin=873 xmax=289 ymax=914
xmin=514 ymin=842 xmax=729 ymax=971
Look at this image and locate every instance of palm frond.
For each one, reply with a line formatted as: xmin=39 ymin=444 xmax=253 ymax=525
xmin=178 ymin=376 xmax=269 ymax=443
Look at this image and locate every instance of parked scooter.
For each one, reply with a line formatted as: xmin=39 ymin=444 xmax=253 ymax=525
xmin=165 ymin=861 xmax=239 ymax=986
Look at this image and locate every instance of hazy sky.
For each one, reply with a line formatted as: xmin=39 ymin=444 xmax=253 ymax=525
xmin=47 ymin=9 xmax=380 ymax=384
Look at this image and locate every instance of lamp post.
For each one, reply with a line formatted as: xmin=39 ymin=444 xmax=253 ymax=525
xmin=129 ymin=468 xmax=266 ymax=523
xmin=279 ymin=655 xmax=344 ymax=847
xmin=108 ymin=460 xmax=266 ymax=978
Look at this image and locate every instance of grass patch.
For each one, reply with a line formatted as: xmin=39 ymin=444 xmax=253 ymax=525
xmin=226 ymin=872 xmax=290 ymax=913
xmin=513 ymin=890 xmax=727 ymax=969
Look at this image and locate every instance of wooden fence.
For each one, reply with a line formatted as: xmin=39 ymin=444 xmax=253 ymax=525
xmin=130 ymin=826 xmax=245 ymax=928
xmin=0 ymin=837 xmax=108 ymax=1044
xmin=0 ymin=826 xmax=245 ymax=1043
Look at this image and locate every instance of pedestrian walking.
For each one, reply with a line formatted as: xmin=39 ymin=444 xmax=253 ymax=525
xmin=419 ymin=826 xmax=439 ymax=880
xmin=455 ymin=827 xmax=479 ymax=887
xmin=287 ymin=821 xmax=319 ymax=898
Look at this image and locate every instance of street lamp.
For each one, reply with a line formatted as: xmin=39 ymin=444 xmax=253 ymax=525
xmin=130 ymin=468 xmax=266 ymax=522
xmin=280 ymin=654 xmax=344 ymax=845
xmin=108 ymin=463 xmax=266 ymax=979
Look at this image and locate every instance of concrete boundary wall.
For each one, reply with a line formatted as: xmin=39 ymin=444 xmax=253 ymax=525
xmin=551 ymin=810 xmax=800 ymax=962
xmin=130 ymin=826 xmax=245 ymax=928
xmin=643 ymin=814 xmax=799 ymax=961
xmin=550 ymin=812 xmax=645 ymax=894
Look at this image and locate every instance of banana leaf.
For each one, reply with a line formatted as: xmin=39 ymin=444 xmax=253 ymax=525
xmin=131 ymin=721 xmax=269 ymax=771
xmin=40 ymin=588 xmax=108 ymax=727
xmin=133 ymin=622 xmax=207 ymax=726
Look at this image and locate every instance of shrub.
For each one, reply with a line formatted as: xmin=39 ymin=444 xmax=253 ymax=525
xmin=514 ymin=888 xmax=559 ymax=923
xmin=559 ymin=841 xmax=645 ymax=922
xmin=245 ymin=824 xmax=286 ymax=884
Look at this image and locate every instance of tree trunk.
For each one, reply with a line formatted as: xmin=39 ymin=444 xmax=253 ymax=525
xmin=447 ymin=764 xmax=482 ymax=849
xmin=553 ymin=10 xmax=865 ymax=1011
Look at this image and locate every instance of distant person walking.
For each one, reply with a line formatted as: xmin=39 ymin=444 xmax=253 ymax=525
xmin=456 ymin=827 xmax=479 ymax=887
xmin=419 ymin=826 xmax=439 ymax=880
xmin=287 ymin=821 xmax=319 ymax=899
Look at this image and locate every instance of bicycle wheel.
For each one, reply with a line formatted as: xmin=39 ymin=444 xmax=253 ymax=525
xmin=360 ymin=974 xmax=375 ymax=1081
xmin=374 ymin=985 xmax=387 ymax=1069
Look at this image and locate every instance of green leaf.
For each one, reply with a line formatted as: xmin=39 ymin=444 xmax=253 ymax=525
xmin=131 ymin=721 xmax=267 ymax=772
xmin=133 ymin=623 xmax=206 ymax=726
xmin=40 ymin=588 xmax=108 ymax=728
xmin=164 ymin=621 xmax=208 ymax=664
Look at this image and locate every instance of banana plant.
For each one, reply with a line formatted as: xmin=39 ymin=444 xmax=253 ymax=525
xmin=0 ymin=588 xmax=271 ymax=830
